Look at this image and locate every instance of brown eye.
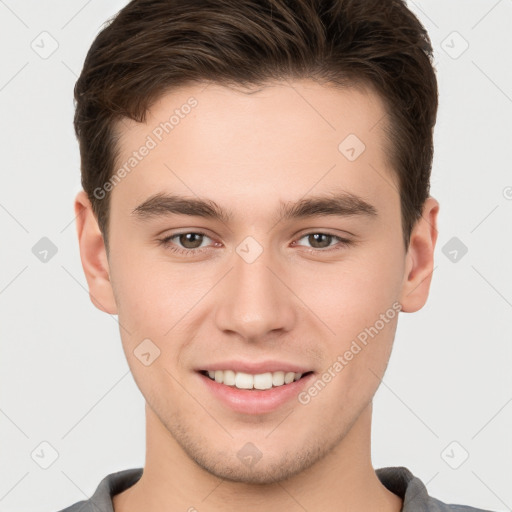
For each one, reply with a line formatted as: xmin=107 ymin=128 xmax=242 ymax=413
xmin=158 ymin=231 xmax=214 ymax=255
xmin=177 ymin=233 xmax=205 ymax=249
xmin=306 ymin=233 xmax=334 ymax=249
xmin=294 ymin=232 xmax=353 ymax=252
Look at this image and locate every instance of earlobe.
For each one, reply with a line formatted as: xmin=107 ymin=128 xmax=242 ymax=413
xmin=74 ymin=190 xmax=118 ymax=314
xmin=399 ymin=196 xmax=440 ymax=313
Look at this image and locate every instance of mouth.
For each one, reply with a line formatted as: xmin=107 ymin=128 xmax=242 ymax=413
xmin=199 ymin=369 xmax=315 ymax=390
xmin=195 ymin=362 xmax=317 ymax=414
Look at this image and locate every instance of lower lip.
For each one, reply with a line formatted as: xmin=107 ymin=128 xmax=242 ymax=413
xmin=197 ymin=372 xmax=315 ymax=415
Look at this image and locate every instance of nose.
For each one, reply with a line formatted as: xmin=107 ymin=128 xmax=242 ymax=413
xmin=214 ymin=241 xmax=297 ymax=342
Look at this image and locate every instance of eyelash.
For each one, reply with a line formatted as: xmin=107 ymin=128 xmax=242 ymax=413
xmin=157 ymin=231 xmax=353 ymax=257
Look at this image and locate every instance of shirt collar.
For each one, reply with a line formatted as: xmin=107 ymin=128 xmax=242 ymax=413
xmin=87 ymin=466 xmax=435 ymax=512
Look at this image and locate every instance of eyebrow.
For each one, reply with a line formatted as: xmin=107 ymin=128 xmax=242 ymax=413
xmin=131 ymin=190 xmax=378 ymax=225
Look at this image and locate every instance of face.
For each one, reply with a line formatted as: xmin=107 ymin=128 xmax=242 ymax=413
xmin=78 ymin=79 xmax=438 ymax=484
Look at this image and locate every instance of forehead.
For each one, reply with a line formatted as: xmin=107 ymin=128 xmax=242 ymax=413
xmin=110 ymin=79 xmax=398 ymax=224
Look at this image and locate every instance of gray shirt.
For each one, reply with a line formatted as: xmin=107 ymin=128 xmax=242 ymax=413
xmin=56 ymin=466 xmax=495 ymax=512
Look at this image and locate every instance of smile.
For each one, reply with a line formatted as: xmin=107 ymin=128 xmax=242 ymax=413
xmin=200 ymin=369 xmax=314 ymax=390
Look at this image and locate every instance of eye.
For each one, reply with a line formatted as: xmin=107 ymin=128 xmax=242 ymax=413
xmin=157 ymin=230 xmax=353 ymax=257
xmin=157 ymin=231 xmax=215 ymax=256
xmin=293 ymin=232 xmax=353 ymax=252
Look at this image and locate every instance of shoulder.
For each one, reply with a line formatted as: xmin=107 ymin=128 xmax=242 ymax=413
xmin=376 ymin=466 xmax=496 ymax=512
xmin=54 ymin=467 xmax=144 ymax=512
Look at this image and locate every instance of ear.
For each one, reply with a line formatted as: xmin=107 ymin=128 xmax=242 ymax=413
xmin=74 ymin=190 xmax=118 ymax=314
xmin=399 ymin=196 xmax=440 ymax=313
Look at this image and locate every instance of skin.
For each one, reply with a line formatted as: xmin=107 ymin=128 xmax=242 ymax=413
xmin=75 ymin=79 xmax=439 ymax=512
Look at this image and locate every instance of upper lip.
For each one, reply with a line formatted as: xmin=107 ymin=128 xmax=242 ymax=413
xmin=197 ymin=360 xmax=313 ymax=374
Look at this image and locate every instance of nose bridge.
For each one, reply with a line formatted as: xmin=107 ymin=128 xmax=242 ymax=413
xmin=214 ymin=239 xmax=296 ymax=340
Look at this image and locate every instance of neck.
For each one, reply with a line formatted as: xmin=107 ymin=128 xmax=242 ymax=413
xmin=113 ymin=402 xmax=402 ymax=512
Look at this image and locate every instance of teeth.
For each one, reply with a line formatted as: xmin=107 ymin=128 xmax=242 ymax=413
xmin=235 ymin=372 xmax=254 ymax=389
xmin=272 ymin=371 xmax=285 ymax=386
xmin=203 ymin=370 xmax=307 ymax=390
xmin=253 ymin=372 xmax=272 ymax=390
xmin=223 ymin=369 xmax=236 ymax=386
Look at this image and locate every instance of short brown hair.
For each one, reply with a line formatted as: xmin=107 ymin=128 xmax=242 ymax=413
xmin=74 ymin=0 xmax=438 ymax=251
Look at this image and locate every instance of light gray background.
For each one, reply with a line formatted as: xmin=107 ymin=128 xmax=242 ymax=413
xmin=1 ymin=1 xmax=511 ymax=511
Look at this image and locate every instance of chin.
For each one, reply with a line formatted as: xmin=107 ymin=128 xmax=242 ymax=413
xmin=194 ymin=451 xmax=315 ymax=485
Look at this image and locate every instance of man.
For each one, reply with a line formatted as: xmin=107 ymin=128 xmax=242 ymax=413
xmin=60 ymin=0 xmax=494 ymax=510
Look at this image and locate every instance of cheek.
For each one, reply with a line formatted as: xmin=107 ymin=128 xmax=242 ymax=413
xmin=109 ymin=251 xmax=214 ymax=372
xmin=295 ymin=250 xmax=401 ymax=399
xmin=110 ymin=247 xmax=193 ymax=332
xmin=302 ymin=311 xmax=398 ymax=416
xmin=110 ymin=256 xmax=193 ymax=399
xmin=295 ymin=252 xmax=403 ymax=339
